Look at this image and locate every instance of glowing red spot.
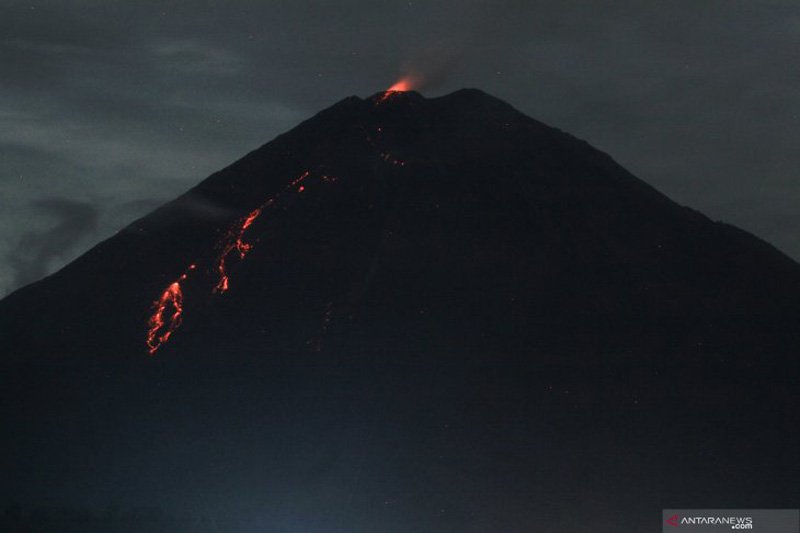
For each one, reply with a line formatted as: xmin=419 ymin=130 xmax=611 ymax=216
xmin=241 ymin=209 xmax=260 ymax=232
xmin=213 ymin=170 xmax=311 ymax=294
xmin=145 ymin=169 xmax=339 ymax=354
xmin=146 ymin=269 xmax=190 ymax=355
xmin=387 ymin=78 xmax=412 ymax=92
xmin=214 ymin=206 xmax=263 ymax=293
xmin=289 ymin=171 xmax=310 ymax=188
xmin=376 ymin=77 xmax=415 ymax=104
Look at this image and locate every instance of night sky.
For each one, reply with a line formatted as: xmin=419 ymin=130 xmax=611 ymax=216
xmin=2 ymin=0 xmax=799 ymax=296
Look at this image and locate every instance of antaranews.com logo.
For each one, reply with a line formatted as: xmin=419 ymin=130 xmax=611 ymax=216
xmin=662 ymin=509 xmax=799 ymax=533
xmin=665 ymin=513 xmax=752 ymax=529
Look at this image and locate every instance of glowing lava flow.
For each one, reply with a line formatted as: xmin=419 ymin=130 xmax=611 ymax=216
xmin=214 ymin=205 xmax=267 ymax=293
xmin=145 ymin=169 xmax=334 ymax=354
xmin=213 ymin=170 xmax=311 ymax=293
xmin=376 ymin=77 xmax=414 ymax=104
xmin=146 ymin=264 xmax=196 ymax=355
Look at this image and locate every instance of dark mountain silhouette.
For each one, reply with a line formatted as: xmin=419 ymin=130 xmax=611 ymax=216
xmin=1 ymin=89 xmax=798 ymax=532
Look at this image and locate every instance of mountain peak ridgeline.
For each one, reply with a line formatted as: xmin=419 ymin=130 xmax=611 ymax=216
xmin=2 ymin=88 xmax=799 ymax=531
xmin=1 ymin=88 xmax=799 ymax=364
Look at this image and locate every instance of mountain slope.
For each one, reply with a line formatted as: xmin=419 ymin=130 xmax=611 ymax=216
xmin=2 ymin=89 xmax=798 ymax=363
xmin=1 ymin=89 xmax=798 ymax=532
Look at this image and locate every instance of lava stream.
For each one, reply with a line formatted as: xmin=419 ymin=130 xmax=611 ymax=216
xmin=146 ymin=169 xmax=332 ymax=354
xmin=213 ymin=170 xmax=311 ymax=293
xmin=146 ymin=264 xmax=196 ymax=354
xmin=214 ymin=205 xmax=265 ymax=293
xmin=376 ymin=77 xmax=414 ymax=105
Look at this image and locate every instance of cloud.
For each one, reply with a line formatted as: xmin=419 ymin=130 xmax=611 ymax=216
xmin=0 ymin=0 xmax=799 ymax=298
xmin=151 ymin=40 xmax=246 ymax=76
xmin=6 ymin=198 xmax=99 ymax=290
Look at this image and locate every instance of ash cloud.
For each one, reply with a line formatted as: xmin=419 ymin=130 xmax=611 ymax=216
xmin=175 ymin=191 xmax=241 ymax=221
xmin=7 ymin=198 xmax=99 ymax=290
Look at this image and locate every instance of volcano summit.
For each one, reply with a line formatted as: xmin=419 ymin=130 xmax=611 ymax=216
xmin=1 ymin=89 xmax=798 ymax=531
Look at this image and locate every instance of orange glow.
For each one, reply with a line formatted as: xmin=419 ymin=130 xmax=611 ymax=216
xmin=214 ymin=170 xmax=311 ymax=293
xmin=387 ymin=78 xmax=412 ymax=92
xmin=289 ymin=171 xmax=310 ymax=188
xmin=241 ymin=209 xmax=260 ymax=232
xmin=146 ymin=169 xmax=337 ymax=354
xmin=376 ymin=76 xmax=416 ymax=104
xmin=147 ymin=268 xmax=192 ymax=355
xmin=214 ymin=207 xmax=263 ymax=293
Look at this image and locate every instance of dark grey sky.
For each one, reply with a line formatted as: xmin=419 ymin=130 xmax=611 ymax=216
xmin=2 ymin=0 xmax=799 ymax=296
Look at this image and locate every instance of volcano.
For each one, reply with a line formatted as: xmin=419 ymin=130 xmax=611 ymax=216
xmin=1 ymin=89 xmax=798 ymax=532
